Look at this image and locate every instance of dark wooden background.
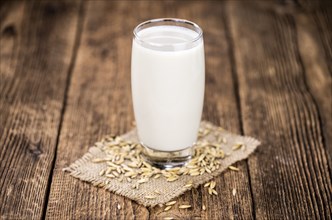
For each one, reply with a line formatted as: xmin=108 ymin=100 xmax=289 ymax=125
xmin=0 ymin=0 xmax=331 ymax=219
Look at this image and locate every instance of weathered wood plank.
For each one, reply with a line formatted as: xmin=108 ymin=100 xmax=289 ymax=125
xmin=227 ymin=1 xmax=331 ymax=219
xmin=309 ymin=7 xmax=332 ymax=77
xmin=297 ymin=0 xmax=332 ymax=11
xmin=45 ymin=1 xmax=149 ymax=219
xmin=0 ymin=1 xmax=81 ymax=219
xmin=296 ymin=9 xmax=332 ymax=173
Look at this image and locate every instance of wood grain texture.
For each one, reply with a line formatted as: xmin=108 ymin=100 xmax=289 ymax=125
xmin=295 ymin=9 xmax=332 ymax=173
xmin=297 ymin=0 xmax=332 ymax=11
xmin=0 ymin=1 xmax=80 ymax=219
xmin=227 ymin=1 xmax=331 ymax=219
xmin=45 ymin=1 xmax=149 ymax=219
xmin=1 ymin=0 xmax=331 ymax=219
xmin=312 ymin=8 xmax=332 ymax=75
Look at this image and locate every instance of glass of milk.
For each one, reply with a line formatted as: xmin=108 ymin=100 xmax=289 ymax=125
xmin=131 ymin=18 xmax=205 ymax=169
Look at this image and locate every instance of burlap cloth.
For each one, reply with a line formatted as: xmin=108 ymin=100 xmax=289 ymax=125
xmin=64 ymin=121 xmax=260 ymax=207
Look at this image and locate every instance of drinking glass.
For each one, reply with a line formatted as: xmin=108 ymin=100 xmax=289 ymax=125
xmin=131 ymin=18 xmax=205 ymax=169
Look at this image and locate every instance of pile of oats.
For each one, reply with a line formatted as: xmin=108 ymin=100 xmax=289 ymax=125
xmin=65 ymin=121 xmax=260 ymax=210
xmin=93 ymin=127 xmax=243 ymax=191
xmin=91 ymin=126 xmax=245 ymax=215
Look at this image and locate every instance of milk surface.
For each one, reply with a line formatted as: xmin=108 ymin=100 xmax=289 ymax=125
xmin=131 ymin=25 xmax=205 ymax=151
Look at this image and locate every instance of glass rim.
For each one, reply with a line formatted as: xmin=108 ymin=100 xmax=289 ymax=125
xmin=133 ymin=18 xmax=203 ymax=49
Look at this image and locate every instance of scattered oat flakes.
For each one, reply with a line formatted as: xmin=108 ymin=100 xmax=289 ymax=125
xmin=92 ymin=158 xmax=106 ymax=163
xmin=166 ymin=201 xmax=177 ymax=206
xmin=232 ymin=143 xmax=243 ymax=151
xmin=232 ymin=188 xmax=236 ymax=196
xmin=184 ymin=183 xmax=193 ymax=188
xmin=90 ymin=126 xmax=246 ymax=201
xmin=99 ymin=169 xmax=105 ymax=176
xmin=228 ymin=166 xmax=240 ymax=171
xmin=210 ymin=181 xmax=216 ymax=189
xmin=204 ymin=182 xmax=210 ymax=187
xmin=179 ymin=205 xmax=191 ymax=209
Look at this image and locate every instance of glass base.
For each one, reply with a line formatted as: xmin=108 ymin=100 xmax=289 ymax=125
xmin=141 ymin=144 xmax=193 ymax=169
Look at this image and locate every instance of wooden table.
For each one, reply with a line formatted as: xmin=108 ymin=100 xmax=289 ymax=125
xmin=1 ymin=0 xmax=331 ymax=219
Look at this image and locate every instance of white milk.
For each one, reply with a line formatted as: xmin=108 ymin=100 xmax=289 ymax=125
xmin=131 ymin=25 xmax=205 ymax=151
